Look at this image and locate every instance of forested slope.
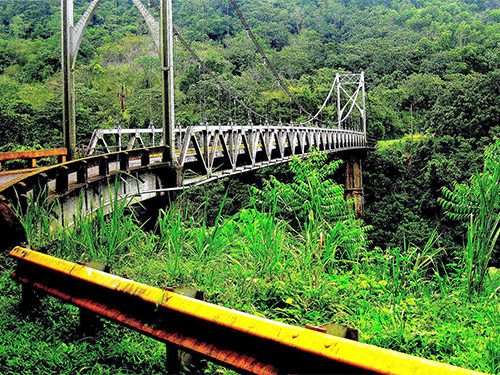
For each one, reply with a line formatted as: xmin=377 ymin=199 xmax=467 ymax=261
xmin=1 ymin=0 xmax=500 ymax=249
xmin=2 ymin=2 xmax=500 ymax=373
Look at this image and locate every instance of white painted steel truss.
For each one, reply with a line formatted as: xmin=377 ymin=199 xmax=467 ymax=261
xmin=86 ymin=124 xmax=367 ymax=185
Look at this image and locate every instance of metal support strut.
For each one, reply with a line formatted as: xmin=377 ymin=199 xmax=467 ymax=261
xmin=160 ymin=0 xmax=176 ymax=164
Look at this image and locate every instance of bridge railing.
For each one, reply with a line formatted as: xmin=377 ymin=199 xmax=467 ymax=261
xmin=0 ymin=148 xmax=67 ymax=172
xmin=0 ymin=146 xmax=167 ymax=215
xmin=85 ymin=124 xmax=368 ymax=157
xmin=10 ymin=246 xmax=482 ymax=375
xmin=176 ymin=125 xmax=367 ymax=179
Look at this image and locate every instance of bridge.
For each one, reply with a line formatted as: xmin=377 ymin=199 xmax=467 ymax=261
xmin=0 ymin=2 xmax=487 ymax=375
xmin=0 ymin=0 xmax=371 ymax=232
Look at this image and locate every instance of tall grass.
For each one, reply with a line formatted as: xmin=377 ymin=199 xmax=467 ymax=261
xmin=5 ymin=156 xmax=499 ymax=374
xmin=48 ymin=180 xmax=147 ymax=266
xmin=440 ymin=140 xmax=500 ymax=294
xmin=14 ymin=186 xmax=57 ymax=249
xmin=462 ymin=169 xmax=500 ymax=294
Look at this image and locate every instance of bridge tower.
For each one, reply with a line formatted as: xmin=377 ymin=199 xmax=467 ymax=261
xmin=61 ymin=0 xmax=176 ymax=162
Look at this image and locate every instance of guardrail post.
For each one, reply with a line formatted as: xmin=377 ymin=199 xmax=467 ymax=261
xmin=29 ymin=158 xmax=37 ymax=169
xmin=80 ymin=307 xmax=101 ymax=336
xmin=166 ymin=286 xmax=206 ymax=372
xmin=56 ymin=166 xmax=69 ymax=194
xmin=77 ymin=161 xmax=88 ymax=184
xmin=166 ymin=345 xmax=180 ymax=374
xmin=99 ymin=156 xmax=109 ymax=177
xmin=58 ymin=153 xmax=67 ymax=164
xmin=21 ymin=283 xmax=38 ymax=312
xmin=141 ymin=148 xmax=150 ymax=167
xmin=119 ymin=152 xmax=130 ymax=171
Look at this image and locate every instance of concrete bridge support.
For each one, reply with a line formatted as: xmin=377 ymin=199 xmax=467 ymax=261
xmin=345 ymin=153 xmax=364 ymax=219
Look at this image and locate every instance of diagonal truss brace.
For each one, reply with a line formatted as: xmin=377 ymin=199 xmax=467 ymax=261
xmin=71 ymin=0 xmax=102 ymax=64
xmin=62 ymin=0 xmax=165 ymax=161
xmin=337 ymin=73 xmax=366 ymax=131
xmin=67 ymin=0 xmax=160 ymax=67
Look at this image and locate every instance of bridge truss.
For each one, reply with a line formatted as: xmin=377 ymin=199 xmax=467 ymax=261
xmin=85 ymin=122 xmax=367 ymax=187
xmin=62 ymin=0 xmax=368 ymax=165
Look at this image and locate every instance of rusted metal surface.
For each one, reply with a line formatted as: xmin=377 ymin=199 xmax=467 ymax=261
xmin=10 ymin=247 xmax=485 ymax=375
xmin=306 ymin=322 xmax=359 ymax=341
xmin=0 ymin=147 xmax=166 ymax=200
xmin=0 ymin=149 xmax=67 ymax=171
xmin=0 ymin=148 xmax=67 ymax=162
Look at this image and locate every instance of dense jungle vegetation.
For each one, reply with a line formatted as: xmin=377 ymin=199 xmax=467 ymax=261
xmin=1 ymin=0 xmax=500 ymax=373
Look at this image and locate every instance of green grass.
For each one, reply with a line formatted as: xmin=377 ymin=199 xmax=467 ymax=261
xmin=0 ymin=258 xmax=168 ymax=375
xmin=377 ymin=133 xmax=427 ymax=148
xmin=1 ymin=162 xmax=499 ymax=374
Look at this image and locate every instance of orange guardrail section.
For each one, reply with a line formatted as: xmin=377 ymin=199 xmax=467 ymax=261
xmin=9 ymin=247 xmax=485 ymax=375
xmin=0 ymin=148 xmax=67 ymax=171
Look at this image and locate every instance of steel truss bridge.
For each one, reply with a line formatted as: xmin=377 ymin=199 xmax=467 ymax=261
xmin=0 ymin=0 xmax=372 ymax=229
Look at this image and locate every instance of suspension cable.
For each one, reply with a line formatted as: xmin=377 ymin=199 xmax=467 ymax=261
xmin=173 ymin=28 xmax=279 ymax=124
xmin=227 ymin=0 xmax=314 ymax=119
xmin=148 ymin=0 xmax=356 ymax=128
xmin=149 ymin=0 xmax=273 ymax=123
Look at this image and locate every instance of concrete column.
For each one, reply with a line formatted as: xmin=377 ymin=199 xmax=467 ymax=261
xmin=345 ymin=155 xmax=364 ymax=219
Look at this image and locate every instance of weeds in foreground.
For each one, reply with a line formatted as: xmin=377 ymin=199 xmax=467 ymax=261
xmin=440 ymin=139 xmax=500 ymax=294
xmin=4 ymin=153 xmax=499 ymax=374
xmin=52 ymin=181 xmax=147 ymax=265
xmin=15 ymin=186 xmax=57 ymax=248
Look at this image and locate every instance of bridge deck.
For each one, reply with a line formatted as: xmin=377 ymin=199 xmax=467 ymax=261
xmin=0 ymin=125 xmax=370 ymax=229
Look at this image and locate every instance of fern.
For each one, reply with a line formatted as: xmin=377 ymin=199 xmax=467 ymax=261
xmin=439 ymin=139 xmax=500 ymax=294
xmin=252 ymin=150 xmax=352 ymax=224
xmin=251 ymin=149 xmax=369 ymax=263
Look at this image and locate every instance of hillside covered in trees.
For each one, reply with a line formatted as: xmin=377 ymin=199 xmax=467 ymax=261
xmin=1 ymin=0 xmax=500 ymax=248
xmin=1 ymin=1 xmax=500 ymax=374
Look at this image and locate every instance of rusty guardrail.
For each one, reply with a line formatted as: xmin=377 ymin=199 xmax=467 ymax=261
xmin=0 ymin=148 xmax=67 ymax=172
xmin=0 ymin=146 xmax=167 ymax=213
xmin=9 ymin=247 xmax=484 ymax=375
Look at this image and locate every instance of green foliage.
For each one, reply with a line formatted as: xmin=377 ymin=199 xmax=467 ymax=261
xmin=252 ymin=150 xmax=349 ymax=224
xmin=252 ymin=150 xmax=369 ymax=262
xmin=364 ymin=134 xmax=483 ymax=251
xmin=439 ymin=139 xmax=500 ymax=294
xmin=3 ymin=182 xmax=498 ymax=374
xmin=54 ymin=179 xmax=148 ymax=265
xmin=15 ymin=188 xmax=56 ymax=248
xmin=2 ymin=0 xmax=500 ymax=372
xmin=1 ymin=0 xmax=500 ymax=148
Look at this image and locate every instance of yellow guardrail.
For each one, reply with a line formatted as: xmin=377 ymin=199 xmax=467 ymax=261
xmin=9 ymin=247 xmax=484 ymax=375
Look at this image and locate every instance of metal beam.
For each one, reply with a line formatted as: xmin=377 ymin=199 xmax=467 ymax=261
xmin=131 ymin=0 xmax=159 ymax=49
xmin=10 ymin=247 xmax=484 ymax=375
xmin=61 ymin=0 xmax=76 ymax=160
xmin=160 ymin=0 xmax=175 ymax=164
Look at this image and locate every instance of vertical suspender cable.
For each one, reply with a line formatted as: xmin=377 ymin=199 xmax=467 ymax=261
xmin=227 ymin=0 xmax=312 ymax=120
